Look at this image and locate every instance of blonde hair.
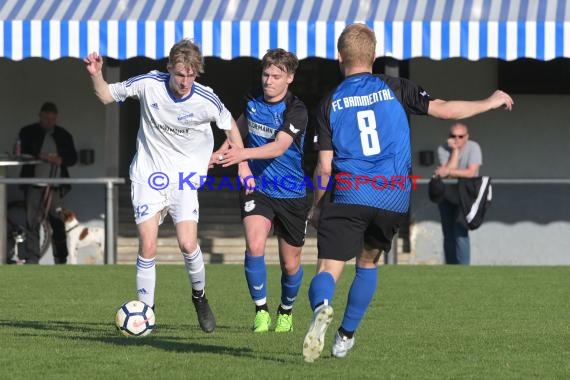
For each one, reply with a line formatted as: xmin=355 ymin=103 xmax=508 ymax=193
xmin=167 ymin=39 xmax=204 ymax=75
xmin=337 ymin=23 xmax=376 ymax=68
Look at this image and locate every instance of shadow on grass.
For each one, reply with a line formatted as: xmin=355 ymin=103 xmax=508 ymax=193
xmin=0 ymin=319 xmax=291 ymax=362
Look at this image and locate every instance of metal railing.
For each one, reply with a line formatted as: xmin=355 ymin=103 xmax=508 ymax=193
xmin=386 ymin=177 xmax=570 ymax=265
xmin=415 ymin=178 xmax=570 ymax=185
xmin=3 ymin=177 xmax=567 ymax=266
xmin=0 ymin=177 xmax=125 ymax=265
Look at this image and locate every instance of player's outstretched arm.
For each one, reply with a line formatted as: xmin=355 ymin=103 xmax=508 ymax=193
xmin=223 ymin=118 xmax=255 ymax=193
xmin=221 ymin=132 xmax=293 ymax=167
xmin=428 ymin=90 xmax=514 ymax=120
xmin=84 ymin=52 xmax=115 ymax=105
xmin=225 ymin=118 xmax=245 ymax=149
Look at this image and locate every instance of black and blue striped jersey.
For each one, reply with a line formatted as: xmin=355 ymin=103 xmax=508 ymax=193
xmin=245 ymin=91 xmax=308 ymax=198
xmin=314 ymin=73 xmax=430 ymax=212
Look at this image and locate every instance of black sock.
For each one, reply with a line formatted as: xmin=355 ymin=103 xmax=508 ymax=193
xmin=277 ymin=305 xmax=292 ymax=315
xmin=338 ymin=327 xmax=354 ymax=339
xmin=255 ymin=304 xmax=269 ymax=313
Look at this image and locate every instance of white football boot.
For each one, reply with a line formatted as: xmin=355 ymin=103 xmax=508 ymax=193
xmin=302 ymin=303 xmax=334 ymax=362
xmin=331 ymin=330 xmax=355 ymax=358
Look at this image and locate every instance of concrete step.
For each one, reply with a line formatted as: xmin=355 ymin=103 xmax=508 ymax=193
xmin=117 ymin=223 xmax=249 ymax=238
xmin=116 ymin=236 xmax=319 ymax=265
xmin=117 ymin=236 xmax=318 ymax=249
xmin=115 ymin=240 xmax=410 ymax=265
xmin=115 ymin=230 xmax=409 ymax=266
xmin=117 ymin=220 xmax=318 ymax=238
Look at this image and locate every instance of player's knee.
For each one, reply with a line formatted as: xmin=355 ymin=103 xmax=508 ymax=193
xmin=139 ymin=240 xmax=157 ymax=256
xmin=246 ymin=240 xmax=266 ymax=256
xmin=179 ymin=240 xmax=198 ymax=254
xmin=358 ymin=248 xmax=382 ymax=265
xmin=281 ymin=257 xmax=301 ymax=275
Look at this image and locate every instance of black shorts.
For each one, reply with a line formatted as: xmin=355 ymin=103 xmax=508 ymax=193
xmin=317 ymin=203 xmax=406 ymax=261
xmin=239 ymin=190 xmax=310 ymax=247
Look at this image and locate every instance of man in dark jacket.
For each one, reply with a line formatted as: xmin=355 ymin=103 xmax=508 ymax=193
xmin=19 ymin=102 xmax=77 ymax=264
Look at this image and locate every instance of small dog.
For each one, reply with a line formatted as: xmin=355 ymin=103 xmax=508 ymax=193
xmin=58 ymin=208 xmax=105 ymax=265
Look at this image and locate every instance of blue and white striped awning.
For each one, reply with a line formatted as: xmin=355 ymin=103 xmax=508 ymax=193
xmin=1 ymin=0 xmax=569 ymax=61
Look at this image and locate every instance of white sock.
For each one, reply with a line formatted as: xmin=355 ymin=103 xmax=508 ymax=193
xmin=136 ymin=255 xmax=156 ymax=307
xmin=254 ymin=298 xmax=267 ymax=307
xmin=183 ymin=246 xmax=205 ymax=293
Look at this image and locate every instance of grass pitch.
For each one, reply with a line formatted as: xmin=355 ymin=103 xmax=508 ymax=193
xmin=0 ymin=265 xmax=568 ymax=379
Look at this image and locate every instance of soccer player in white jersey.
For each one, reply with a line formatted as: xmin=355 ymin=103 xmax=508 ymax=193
xmin=84 ymin=39 xmax=251 ymax=333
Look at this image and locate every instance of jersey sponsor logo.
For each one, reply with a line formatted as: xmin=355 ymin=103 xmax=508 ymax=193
xmin=177 ymin=112 xmax=194 ymax=122
xmin=248 ymin=120 xmax=278 ymax=139
xmin=151 ymin=102 xmax=159 ymax=110
xmin=151 ymin=122 xmax=191 ymax=136
xmin=253 ymin=283 xmax=264 ymax=291
xmin=289 ymin=123 xmax=300 ymax=134
xmin=244 ymin=200 xmax=256 ymax=212
xmin=249 ymin=106 xmax=256 ymax=113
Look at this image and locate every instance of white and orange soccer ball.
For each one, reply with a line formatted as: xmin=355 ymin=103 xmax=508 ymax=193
xmin=115 ymin=300 xmax=155 ymax=337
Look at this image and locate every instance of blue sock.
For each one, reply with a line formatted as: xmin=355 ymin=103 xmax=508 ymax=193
xmin=341 ymin=266 xmax=378 ymax=332
xmin=244 ymin=253 xmax=266 ymax=302
xmin=280 ymin=266 xmax=303 ymax=308
xmin=308 ymin=271 xmax=336 ymax=310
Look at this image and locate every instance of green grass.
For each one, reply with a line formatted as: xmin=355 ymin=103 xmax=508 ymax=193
xmin=0 ymin=265 xmax=569 ymax=379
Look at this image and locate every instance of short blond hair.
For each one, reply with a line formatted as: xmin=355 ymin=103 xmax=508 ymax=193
xmin=167 ymin=39 xmax=204 ymax=75
xmin=337 ymin=23 xmax=376 ymax=68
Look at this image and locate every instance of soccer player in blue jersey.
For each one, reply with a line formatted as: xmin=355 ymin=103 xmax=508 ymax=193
xmin=302 ymin=24 xmax=514 ymax=362
xmin=84 ymin=39 xmax=250 ymax=333
xmin=214 ymin=49 xmax=309 ymax=333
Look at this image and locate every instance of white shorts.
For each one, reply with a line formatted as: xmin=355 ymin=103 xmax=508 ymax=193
xmin=131 ymin=181 xmax=199 ymax=225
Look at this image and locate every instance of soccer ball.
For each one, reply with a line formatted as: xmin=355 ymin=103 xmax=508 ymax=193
xmin=115 ymin=300 xmax=155 ymax=337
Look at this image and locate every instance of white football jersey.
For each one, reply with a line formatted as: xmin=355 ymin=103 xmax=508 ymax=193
xmin=109 ymin=70 xmax=232 ymax=185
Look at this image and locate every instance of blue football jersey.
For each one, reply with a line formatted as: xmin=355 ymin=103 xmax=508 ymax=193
xmin=314 ymin=73 xmax=430 ymax=212
xmin=245 ymin=91 xmax=308 ymax=198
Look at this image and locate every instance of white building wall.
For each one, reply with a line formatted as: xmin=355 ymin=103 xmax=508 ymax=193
xmin=408 ymin=59 xmax=570 ymax=265
xmin=409 ymin=58 xmax=570 ymax=179
xmin=0 ymin=58 xmax=110 ymax=223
